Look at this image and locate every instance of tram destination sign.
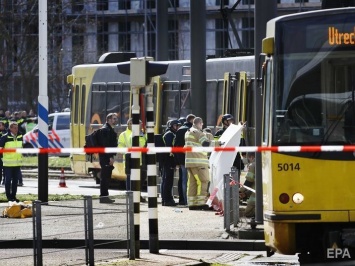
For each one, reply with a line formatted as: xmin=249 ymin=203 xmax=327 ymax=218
xmin=305 ymin=23 xmax=355 ymax=50
xmin=281 ymin=19 xmax=355 ymax=54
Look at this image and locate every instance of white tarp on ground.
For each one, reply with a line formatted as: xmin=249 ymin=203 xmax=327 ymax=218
xmin=209 ymin=124 xmax=242 ymax=206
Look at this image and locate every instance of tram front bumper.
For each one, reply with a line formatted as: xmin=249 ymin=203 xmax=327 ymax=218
xmin=264 ymin=219 xmax=296 ymax=255
xmin=264 ymin=210 xmax=352 ymax=255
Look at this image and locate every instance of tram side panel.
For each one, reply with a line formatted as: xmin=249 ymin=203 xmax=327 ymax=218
xmin=68 ymin=56 xmax=255 ymax=181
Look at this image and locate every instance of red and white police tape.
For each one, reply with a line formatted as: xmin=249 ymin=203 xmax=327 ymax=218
xmin=2 ymin=145 xmax=355 ymax=154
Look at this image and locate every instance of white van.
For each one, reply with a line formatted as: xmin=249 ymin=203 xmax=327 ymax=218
xmin=23 ymin=112 xmax=70 ymax=156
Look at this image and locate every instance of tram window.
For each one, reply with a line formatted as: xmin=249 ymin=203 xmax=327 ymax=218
xmin=106 ymin=83 xmax=122 ymax=92
xmin=91 ymin=91 xmax=106 ymax=125
xmin=334 ymin=66 xmax=347 ymax=93
xmin=228 ymin=80 xmax=238 ymax=119
xmin=107 ymin=85 xmax=115 ymax=91
xmin=106 ymin=83 xmax=127 ymax=124
xmin=114 ymin=84 xmax=121 ymax=91
xmin=264 ymin=64 xmax=272 ymax=145
xmin=180 ymin=90 xmax=192 ymax=116
xmin=238 ymin=80 xmax=244 ymax=121
xmin=92 ymin=84 xmax=106 ymax=92
xmin=161 ymin=82 xmax=193 ymax=125
xmin=289 ymin=127 xmax=324 ymax=143
xmin=181 ymin=82 xmax=189 ymax=91
xmin=123 ymin=84 xmax=130 ymax=91
xmin=216 ymin=81 xmax=224 ymax=123
xmin=80 ymin=85 xmax=86 ymax=124
xmin=206 ymin=80 xmax=220 ymax=127
xmin=121 ymin=89 xmax=130 ymax=124
xmin=162 ymin=83 xmax=179 ymax=123
xmin=107 ymin=91 xmax=121 ymax=117
xmin=74 ymin=85 xmax=79 ymax=124
xmin=179 ymin=81 xmax=192 ymax=118
xmin=152 ymin=82 xmax=158 ymax=122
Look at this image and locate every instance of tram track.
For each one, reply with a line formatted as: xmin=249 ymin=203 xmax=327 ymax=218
xmin=21 ymin=166 xmax=91 ymax=179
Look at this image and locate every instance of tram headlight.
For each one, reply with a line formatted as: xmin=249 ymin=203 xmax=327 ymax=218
xmin=279 ymin=193 xmax=290 ymax=204
xmin=292 ymin=193 xmax=304 ymax=204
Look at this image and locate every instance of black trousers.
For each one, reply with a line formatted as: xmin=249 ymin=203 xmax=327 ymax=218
xmin=162 ymin=165 xmax=175 ymax=203
xmin=100 ymin=165 xmax=113 ymax=197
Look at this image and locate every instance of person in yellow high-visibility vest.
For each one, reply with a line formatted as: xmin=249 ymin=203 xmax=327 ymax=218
xmin=0 ymin=121 xmax=23 ymax=202
xmin=184 ymin=117 xmax=212 ymax=210
xmin=118 ymin=118 xmax=147 ymax=202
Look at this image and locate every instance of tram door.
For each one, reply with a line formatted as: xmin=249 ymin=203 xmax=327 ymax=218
xmin=222 ymin=71 xmax=247 ymax=123
xmin=222 ymin=71 xmax=255 ymax=145
xmin=72 ymin=78 xmax=86 ymax=149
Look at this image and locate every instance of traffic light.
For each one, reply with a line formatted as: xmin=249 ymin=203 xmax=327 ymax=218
xmin=322 ymin=0 xmax=355 ymax=9
xmin=117 ymin=57 xmax=169 ymax=86
xmin=116 ymin=61 xmax=130 ymax=75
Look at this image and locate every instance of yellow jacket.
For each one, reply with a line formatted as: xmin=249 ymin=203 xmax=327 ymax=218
xmin=118 ymin=129 xmax=146 ymax=166
xmin=118 ymin=129 xmax=146 ymax=148
xmin=2 ymin=134 xmax=23 ymax=167
xmin=184 ymin=126 xmax=210 ymax=168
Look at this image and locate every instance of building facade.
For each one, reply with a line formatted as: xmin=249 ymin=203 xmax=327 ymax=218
xmin=62 ymin=0 xmax=321 ymax=63
xmin=0 ymin=0 xmax=321 ymax=112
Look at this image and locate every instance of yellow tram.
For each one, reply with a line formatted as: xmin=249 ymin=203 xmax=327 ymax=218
xmin=261 ymin=7 xmax=355 ymax=262
xmin=66 ymin=54 xmax=254 ymax=182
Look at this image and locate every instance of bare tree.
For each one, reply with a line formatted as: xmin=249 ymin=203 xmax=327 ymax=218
xmin=0 ymin=0 xmax=72 ymax=113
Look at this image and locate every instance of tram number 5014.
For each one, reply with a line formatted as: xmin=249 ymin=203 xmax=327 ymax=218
xmin=277 ymin=163 xmax=300 ymax=171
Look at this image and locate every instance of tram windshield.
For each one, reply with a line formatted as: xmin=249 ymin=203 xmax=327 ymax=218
xmin=273 ymin=12 xmax=355 ymax=145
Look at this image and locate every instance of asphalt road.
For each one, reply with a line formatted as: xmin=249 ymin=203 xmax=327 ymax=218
xmin=0 ymin=177 xmax=303 ymax=265
xmin=12 ymin=176 xmax=125 ymax=196
xmin=0 ymin=179 xmax=350 ymax=265
xmin=4 ymin=178 xmax=354 ymax=265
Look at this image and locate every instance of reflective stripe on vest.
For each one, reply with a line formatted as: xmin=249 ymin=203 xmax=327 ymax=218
xmin=185 ymin=128 xmax=209 ymax=167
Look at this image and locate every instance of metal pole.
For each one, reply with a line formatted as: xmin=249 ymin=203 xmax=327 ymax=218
xmin=84 ymin=196 xmax=89 ymax=265
xmin=231 ymin=168 xmax=239 ymax=227
xmin=156 ymin=0 xmax=169 ymax=60
xmin=127 ymin=191 xmax=135 ymax=260
xmin=190 ymin=0 xmax=207 ymax=123
xmin=146 ymin=84 xmax=159 ymax=253
xmin=38 ymin=0 xmax=49 ymax=203
xmin=131 ymin=86 xmax=141 ymax=258
xmin=223 ymin=174 xmax=231 ymax=231
xmin=33 ymin=200 xmax=43 ymax=266
xmin=33 ymin=200 xmax=36 ymax=266
xmin=144 ymin=0 xmax=148 ymax=56
xmin=254 ymin=0 xmax=277 ymax=224
xmin=86 ymin=196 xmax=95 ymax=265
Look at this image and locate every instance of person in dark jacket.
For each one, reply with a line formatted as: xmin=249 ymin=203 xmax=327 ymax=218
xmin=174 ymin=114 xmax=195 ymax=205
xmin=161 ymin=119 xmax=181 ymax=206
xmin=98 ymin=113 xmax=118 ymax=203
